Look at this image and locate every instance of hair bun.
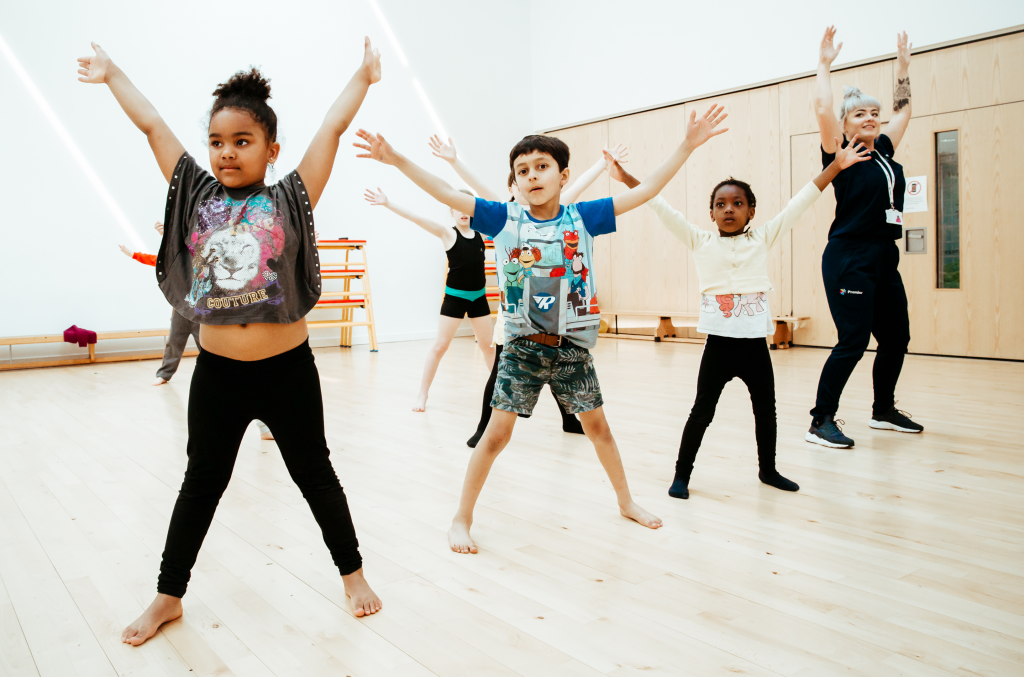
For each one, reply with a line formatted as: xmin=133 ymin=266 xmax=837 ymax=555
xmin=212 ymin=67 xmax=272 ymax=102
xmin=842 ymin=86 xmax=863 ymax=100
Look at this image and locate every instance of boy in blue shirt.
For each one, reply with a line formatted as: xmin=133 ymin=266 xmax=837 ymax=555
xmin=356 ymin=105 xmax=728 ymax=554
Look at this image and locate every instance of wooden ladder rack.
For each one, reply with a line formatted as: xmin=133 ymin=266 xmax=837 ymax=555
xmin=309 ymin=239 xmax=379 ymax=351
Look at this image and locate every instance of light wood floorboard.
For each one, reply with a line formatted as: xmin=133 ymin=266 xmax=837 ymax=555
xmin=0 ymin=338 xmax=1021 ymax=676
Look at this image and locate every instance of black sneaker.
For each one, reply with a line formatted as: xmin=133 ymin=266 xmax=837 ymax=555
xmin=870 ymin=405 xmax=923 ymax=433
xmin=805 ymin=415 xmax=854 ymax=448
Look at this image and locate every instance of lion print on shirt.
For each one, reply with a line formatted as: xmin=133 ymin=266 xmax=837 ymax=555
xmin=185 ymin=194 xmax=286 ymax=312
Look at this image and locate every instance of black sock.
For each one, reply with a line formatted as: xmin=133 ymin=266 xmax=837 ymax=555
xmin=561 ymin=415 xmax=584 ymax=435
xmin=668 ymin=477 xmax=690 ymax=499
xmin=467 ymin=428 xmax=485 ymax=448
xmin=759 ymin=470 xmax=799 ymax=492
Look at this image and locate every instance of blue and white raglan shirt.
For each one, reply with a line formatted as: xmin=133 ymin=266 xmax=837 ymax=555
xmin=471 ymin=198 xmax=616 ymax=349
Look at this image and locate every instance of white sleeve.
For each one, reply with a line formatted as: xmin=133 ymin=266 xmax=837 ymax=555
xmin=646 ymin=196 xmax=707 ymax=251
xmin=758 ymin=182 xmax=822 ymax=250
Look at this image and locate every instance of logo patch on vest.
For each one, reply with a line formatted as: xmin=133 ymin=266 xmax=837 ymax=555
xmin=532 ymin=293 xmax=556 ymax=311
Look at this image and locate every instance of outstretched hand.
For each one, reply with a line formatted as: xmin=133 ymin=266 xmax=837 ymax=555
xmin=361 ymin=37 xmax=382 ymax=85
xmin=820 ymin=26 xmax=843 ymax=66
xmin=77 ymin=42 xmax=113 ymax=84
xmin=429 ymin=135 xmax=457 ymax=163
xmin=154 ymin=221 xmax=164 ymax=235
xmin=602 ymin=143 xmax=628 ymax=169
xmin=685 ymin=105 xmax=728 ymax=148
xmin=354 ymin=129 xmax=397 ymax=165
xmin=118 ymin=244 xmax=133 ymax=257
xmin=895 ymin=31 xmax=912 ymax=71
xmin=602 ymin=152 xmax=632 ymax=184
xmin=833 ymin=136 xmax=871 ymax=169
xmin=363 ymin=187 xmax=389 ymax=206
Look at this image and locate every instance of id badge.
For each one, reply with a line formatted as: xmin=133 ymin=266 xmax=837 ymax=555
xmin=885 ymin=209 xmax=903 ymax=225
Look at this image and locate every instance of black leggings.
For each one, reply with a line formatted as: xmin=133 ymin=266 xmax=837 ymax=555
xmin=474 ymin=343 xmax=575 ymax=431
xmin=157 ymin=340 xmax=361 ymax=598
xmin=676 ymin=335 xmax=776 ymax=482
xmin=812 ymin=240 xmax=909 ymax=418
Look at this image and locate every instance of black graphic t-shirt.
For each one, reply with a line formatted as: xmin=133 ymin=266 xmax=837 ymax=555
xmin=156 ymin=153 xmax=322 ymax=324
xmin=822 ymin=133 xmax=905 ymax=241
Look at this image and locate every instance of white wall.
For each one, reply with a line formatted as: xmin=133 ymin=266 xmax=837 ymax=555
xmin=0 ymin=0 xmax=531 ymax=360
xmin=529 ymin=0 xmax=1024 ymax=131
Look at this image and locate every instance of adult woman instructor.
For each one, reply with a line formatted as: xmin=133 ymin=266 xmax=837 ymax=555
xmin=806 ymin=27 xmax=924 ymax=448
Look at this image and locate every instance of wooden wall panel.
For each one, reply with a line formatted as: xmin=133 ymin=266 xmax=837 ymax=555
xmin=910 ymin=32 xmax=1024 ymax=117
xmin=606 ymin=106 xmax=691 ymax=315
xmin=781 ymin=61 xmax=894 ymax=137
xmin=683 ymin=87 xmax=783 ymax=314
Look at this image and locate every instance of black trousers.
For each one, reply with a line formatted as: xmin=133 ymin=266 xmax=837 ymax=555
xmin=676 ymin=335 xmax=776 ymax=481
xmin=474 ymin=343 xmax=574 ymax=431
xmin=157 ymin=341 xmax=361 ymax=598
xmin=812 ymin=239 xmax=910 ymax=419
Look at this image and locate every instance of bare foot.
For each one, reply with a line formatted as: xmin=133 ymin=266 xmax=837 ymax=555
xmin=447 ymin=520 xmax=477 ymax=554
xmin=152 ymin=377 xmax=168 ymax=386
xmin=343 ymin=568 xmax=382 ymax=617
xmin=260 ymin=432 xmax=275 ymax=441
xmin=412 ymin=394 xmax=427 ymax=412
xmin=122 ymin=593 xmax=182 ymax=646
xmin=620 ymin=502 xmax=663 ymax=529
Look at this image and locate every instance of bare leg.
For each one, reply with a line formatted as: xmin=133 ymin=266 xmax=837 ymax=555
xmin=578 ymin=407 xmax=663 ymax=529
xmin=121 ymin=593 xmax=183 ymax=646
xmin=414 ymin=315 xmax=463 ymax=412
xmin=343 ymin=568 xmax=382 ymax=617
xmin=448 ymin=409 xmax=518 ymax=553
xmin=468 ymin=315 xmax=496 ymax=370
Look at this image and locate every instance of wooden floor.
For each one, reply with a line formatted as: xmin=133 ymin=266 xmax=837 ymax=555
xmin=1 ymin=337 xmax=1022 ymax=677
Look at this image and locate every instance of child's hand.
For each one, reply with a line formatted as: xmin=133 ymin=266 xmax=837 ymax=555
xmin=429 ymin=135 xmax=457 ymax=164
xmin=78 ymin=42 xmax=113 ymax=84
xmin=819 ymin=26 xmax=843 ymax=66
xmin=603 ymin=152 xmax=630 ymax=183
xmin=363 ymin=187 xmax=389 ymax=206
xmin=833 ymin=135 xmax=871 ymax=169
xmin=154 ymin=221 xmax=164 ymax=235
xmin=895 ymin=31 xmax=912 ymax=71
xmin=354 ymin=129 xmax=397 ymax=165
xmin=118 ymin=244 xmax=133 ymax=257
xmin=684 ymin=104 xmax=728 ymax=148
xmin=602 ymin=143 xmax=629 ymax=169
xmin=361 ymin=37 xmax=382 ymax=85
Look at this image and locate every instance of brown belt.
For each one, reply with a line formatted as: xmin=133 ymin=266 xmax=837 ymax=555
xmin=522 ymin=333 xmax=567 ymax=347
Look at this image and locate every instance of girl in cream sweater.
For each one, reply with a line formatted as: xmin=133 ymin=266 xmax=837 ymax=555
xmin=606 ymin=138 xmax=868 ymax=499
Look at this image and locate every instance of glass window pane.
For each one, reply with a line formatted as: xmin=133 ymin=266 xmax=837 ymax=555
xmin=936 ymin=131 xmax=960 ymax=289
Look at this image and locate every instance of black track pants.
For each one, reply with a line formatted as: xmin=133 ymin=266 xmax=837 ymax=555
xmin=676 ymin=335 xmax=777 ymax=481
xmin=811 ymin=240 xmax=910 ymax=419
xmin=157 ymin=341 xmax=362 ymax=598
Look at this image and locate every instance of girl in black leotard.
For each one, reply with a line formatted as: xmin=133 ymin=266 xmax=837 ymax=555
xmin=807 ymin=27 xmax=924 ymax=448
xmin=364 ymin=187 xmax=494 ymax=412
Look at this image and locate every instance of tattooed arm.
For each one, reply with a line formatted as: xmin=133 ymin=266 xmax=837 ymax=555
xmin=887 ymin=32 xmax=913 ymax=149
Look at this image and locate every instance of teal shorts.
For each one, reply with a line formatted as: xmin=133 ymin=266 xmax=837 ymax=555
xmin=491 ymin=338 xmax=603 ymax=416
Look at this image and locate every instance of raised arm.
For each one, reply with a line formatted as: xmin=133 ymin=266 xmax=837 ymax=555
xmin=815 ymin=26 xmax=845 ymax=153
xmin=78 ymin=43 xmax=185 ymax=182
xmin=561 ymin=144 xmax=628 ymax=204
xmin=611 ymin=105 xmax=728 ymax=216
xmin=363 ymin=187 xmax=454 ymax=246
xmin=297 ymin=37 xmax=381 ymax=210
xmin=607 ymin=159 xmax=704 ymax=250
xmin=762 ymin=137 xmax=872 ymax=249
xmin=355 ymin=130 xmax=477 ymax=215
xmin=428 ymin=136 xmax=502 ymax=202
xmin=885 ymin=32 xmax=913 ymax=149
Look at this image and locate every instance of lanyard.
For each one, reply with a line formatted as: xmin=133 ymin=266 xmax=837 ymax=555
xmin=873 ymin=153 xmax=896 ymax=209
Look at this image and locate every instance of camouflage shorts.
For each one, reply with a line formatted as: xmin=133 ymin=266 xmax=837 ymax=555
xmin=491 ymin=338 xmax=603 ymax=416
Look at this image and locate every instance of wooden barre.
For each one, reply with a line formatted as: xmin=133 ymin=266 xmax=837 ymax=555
xmin=1 ymin=328 xmax=172 ymax=346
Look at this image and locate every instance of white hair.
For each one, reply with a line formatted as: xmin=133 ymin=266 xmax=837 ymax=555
xmin=838 ymin=86 xmax=882 ymax=121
